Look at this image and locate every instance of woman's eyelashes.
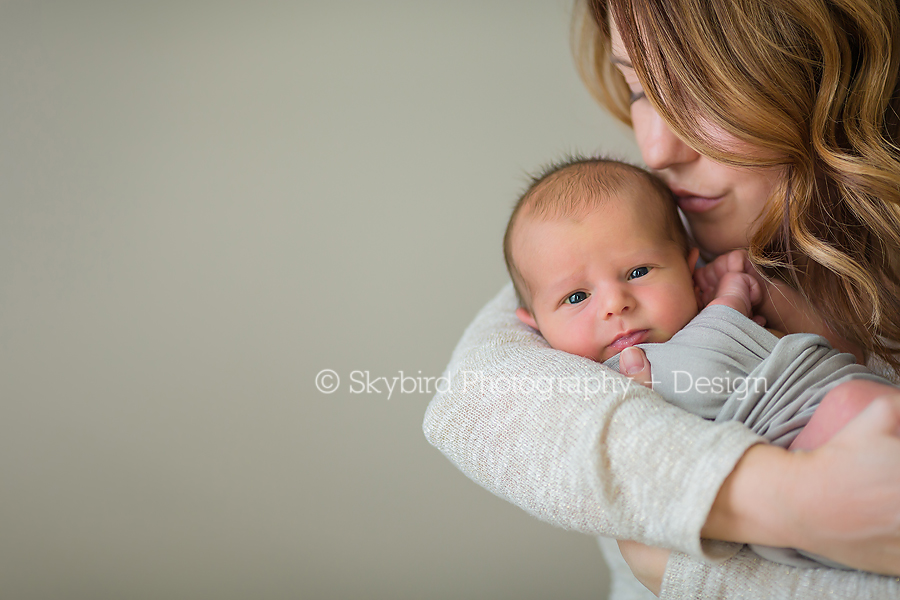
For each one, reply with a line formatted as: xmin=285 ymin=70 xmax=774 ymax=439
xmin=629 ymin=90 xmax=646 ymax=104
xmin=564 ymin=291 xmax=589 ymax=305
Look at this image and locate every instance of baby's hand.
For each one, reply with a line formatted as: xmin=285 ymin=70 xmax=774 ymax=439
xmin=708 ymin=271 xmax=762 ymax=319
xmin=695 ymin=250 xmax=763 ymax=319
xmin=694 ymin=249 xmax=758 ymax=307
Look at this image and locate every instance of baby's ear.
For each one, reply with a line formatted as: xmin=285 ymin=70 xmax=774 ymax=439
xmin=687 ymin=247 xmax=701 ymax=274
xmin=515 ymin=307 xmax=539 ymax=331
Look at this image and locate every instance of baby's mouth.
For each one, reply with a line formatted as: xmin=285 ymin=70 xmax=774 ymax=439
xmin=609 ymin=330 xmax=649 ymax=351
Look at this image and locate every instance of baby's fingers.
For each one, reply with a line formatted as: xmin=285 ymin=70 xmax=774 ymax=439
xmin=694 ymin=263 xmax=717 ymax=292
xmin=618 ymin=347 xmax=654 ymax=389
xmin=725 ymin=249 xmax=747 ymax=273
xmin=747 ymin=273 xmax=763 ymax=306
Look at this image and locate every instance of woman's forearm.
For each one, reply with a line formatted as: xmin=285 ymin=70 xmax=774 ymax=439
xmin=702 ymin=443 xmax=797 ymax=547
xmin=702 ymin=396 xmax=900 ymax=574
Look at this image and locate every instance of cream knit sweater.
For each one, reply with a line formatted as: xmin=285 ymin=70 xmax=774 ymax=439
xmin=423 ymin=284 xmax=900 ymax=599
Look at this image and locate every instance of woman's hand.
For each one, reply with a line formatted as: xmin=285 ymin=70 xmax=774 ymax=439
xmin=786 ymin=394 xmax=900 ymax=573
xmin=617 ymin=540 xmax=670 ymax=596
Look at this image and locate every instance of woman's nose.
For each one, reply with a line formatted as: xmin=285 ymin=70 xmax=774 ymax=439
xmin=632 ymin=101 xmax=700 ymax=171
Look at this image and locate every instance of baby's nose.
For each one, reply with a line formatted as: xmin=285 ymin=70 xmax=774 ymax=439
xmin=600 ymin=287 xmax=633 ymax=318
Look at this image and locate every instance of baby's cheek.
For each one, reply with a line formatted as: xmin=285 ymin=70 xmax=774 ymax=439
xmin=670 ymin=286 xmax=701 ymax=328
xmin=572 ymin=334 xmax=607 ymax=362
xmin=544 ymin=327 xmax=589 ymax=358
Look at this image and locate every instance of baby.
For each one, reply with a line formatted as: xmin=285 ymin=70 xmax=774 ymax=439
xmin=504 ymin=156 xmax=896 ymax=569
xmin=506 ymin=156 xmax=754 ymax=362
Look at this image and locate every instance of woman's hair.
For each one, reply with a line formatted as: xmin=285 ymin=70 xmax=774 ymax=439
xmin=574 ymin=0 xmax=900 ymax=369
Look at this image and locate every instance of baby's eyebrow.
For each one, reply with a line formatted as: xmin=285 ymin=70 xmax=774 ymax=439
xmin=546 ymin=272 xmax=581 ymax=291
xmin=541 ymin=274 xmax=581 ymax=303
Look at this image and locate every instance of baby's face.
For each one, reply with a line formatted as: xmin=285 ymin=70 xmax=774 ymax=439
xmin=514 ymin=196 xmax=700 ymax=362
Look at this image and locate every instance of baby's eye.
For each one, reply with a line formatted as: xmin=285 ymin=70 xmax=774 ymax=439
xmin=628 ymin=266 xmax=651 ymax=280
xmin=564 ymin=291 xmax=589 ymax=305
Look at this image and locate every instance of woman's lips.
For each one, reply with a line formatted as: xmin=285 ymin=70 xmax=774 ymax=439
xmin=674 ymin=194 xmax=723 ymax=213
xmin=609 ymin=329 xmax=649 ymax=351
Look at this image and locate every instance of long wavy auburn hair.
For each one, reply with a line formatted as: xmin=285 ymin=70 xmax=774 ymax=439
xmin=574 ymin=0 xmax=900 ymax=370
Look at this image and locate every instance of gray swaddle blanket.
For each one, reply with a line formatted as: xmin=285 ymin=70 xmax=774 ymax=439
xmin=604 ymin=304 xmax=891 ymax=569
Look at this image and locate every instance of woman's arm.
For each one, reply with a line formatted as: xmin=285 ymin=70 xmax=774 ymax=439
xmin=705 ymin=395 xmax=900 ymax=574
xmin=424 ymin=285 xmax=762 ymax=556
xmin=661 ymin=546 xmax=900 ymax=600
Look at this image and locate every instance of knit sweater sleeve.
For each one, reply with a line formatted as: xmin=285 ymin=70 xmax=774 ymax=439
xmin=423 ymin=284 xmax=762 ymax=558
xmin=661 ymin=548 xmax=900 ymax=599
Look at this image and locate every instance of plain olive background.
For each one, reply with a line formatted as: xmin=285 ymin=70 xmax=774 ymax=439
xmin=0 ymin=1 xmax=641 ymax=598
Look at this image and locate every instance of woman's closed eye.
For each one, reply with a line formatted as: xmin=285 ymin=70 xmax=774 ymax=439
xmin=628 ymin=266 xmax=651 ymax=280
xmin=629 ymin=90 xmax=646 ymax=104
xmin=564 ymin=291 xmax=589 ymax=305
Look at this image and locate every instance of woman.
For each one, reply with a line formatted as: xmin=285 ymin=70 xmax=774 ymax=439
xmin=424 ymin=0 xmax=900 ymax=597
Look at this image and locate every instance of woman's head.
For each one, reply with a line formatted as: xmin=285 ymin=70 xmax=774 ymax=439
xmin=573 ymin=0 xmax=900 ymax=368
xmin=604 ymin=17 xmax=786 ymax=258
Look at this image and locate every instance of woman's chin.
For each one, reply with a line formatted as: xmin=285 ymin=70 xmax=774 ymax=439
xmin=692 ymin=231 xmax=750 ymax=259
